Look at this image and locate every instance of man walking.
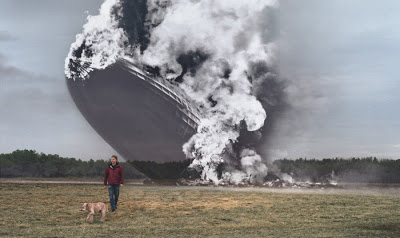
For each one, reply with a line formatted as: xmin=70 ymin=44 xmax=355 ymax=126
xmin=104 ymin=155 xmax=124 ymax=212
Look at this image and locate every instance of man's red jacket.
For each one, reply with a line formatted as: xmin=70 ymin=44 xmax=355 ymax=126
xmin=104 ymin=163 xmax=124 ymax=185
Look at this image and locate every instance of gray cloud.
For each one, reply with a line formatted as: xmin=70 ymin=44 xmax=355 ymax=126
xmin=0 ymin=56 xmax=71 ymax=137
xmin=0 ymin=31 xmax=16 ymax=41
xmin=0 ymin=53 xmax=120 ymax=160
xmin=264 ymin=0 xmax=400 ymax=159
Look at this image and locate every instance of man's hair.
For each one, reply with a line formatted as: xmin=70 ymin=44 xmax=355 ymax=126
xmin=111 ymin=155 xmax=118 ymax=160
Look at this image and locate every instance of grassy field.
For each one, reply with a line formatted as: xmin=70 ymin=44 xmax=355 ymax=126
xmin=0 ymin=182 xmax=399 ymax=237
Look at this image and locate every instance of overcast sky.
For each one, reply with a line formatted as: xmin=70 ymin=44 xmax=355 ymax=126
xmin=0 ymin=0 xmax=121 ymax=160
xmin=275 ymin=0 xmax=400 ymax=159
xmin=0 ymin=0 xmax=399 ymax=160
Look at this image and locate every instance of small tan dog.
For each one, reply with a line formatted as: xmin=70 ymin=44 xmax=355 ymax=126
xmin=80 ymin=202 xmax=107 ymax=222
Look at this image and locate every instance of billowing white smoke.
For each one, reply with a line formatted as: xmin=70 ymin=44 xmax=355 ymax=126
xmin=64 ymin=0 xmax=127 ymax=79
xmin=221 ymin=148 xmax=269 ymax=184
xmin=65 ymin=0 xmax=279 ymax=184
xmin=138 ymin=0 xmax=278 ymax=184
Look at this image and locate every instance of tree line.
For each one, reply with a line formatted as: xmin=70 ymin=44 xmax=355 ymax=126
xmin=0 ymin=150 xmax=145 ymax=179
xmin=1 ymin=150 xmax=400 ymax=183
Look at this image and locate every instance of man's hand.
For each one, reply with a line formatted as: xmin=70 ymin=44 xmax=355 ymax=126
xmin=104 ymin=185 xmax=107 ymax=189
xmin=120 ymin=184 xmax=123 ymax=187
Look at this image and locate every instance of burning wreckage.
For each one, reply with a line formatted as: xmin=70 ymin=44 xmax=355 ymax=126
xmin=65 ymin=0 xmax=333 ymax=186
xmin=64 ymin=0 xmax=284 ymax=184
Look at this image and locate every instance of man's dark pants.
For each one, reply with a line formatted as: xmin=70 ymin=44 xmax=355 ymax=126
xmin=108 ymin=184 xmax=120 ymax=211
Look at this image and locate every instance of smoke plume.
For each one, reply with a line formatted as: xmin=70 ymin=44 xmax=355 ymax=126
xmin=64 ymin=0 xmax=128 ymax=79
xmin=65 ymin=0 xmax=286 ymax=184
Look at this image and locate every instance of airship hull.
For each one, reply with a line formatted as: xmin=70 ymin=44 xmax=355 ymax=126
xmin=66 ymin=60 xmax=199 ymax=168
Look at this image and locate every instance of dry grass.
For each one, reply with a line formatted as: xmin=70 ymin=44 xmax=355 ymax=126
xmin=0 ymin=183 xmax=399 ymax=237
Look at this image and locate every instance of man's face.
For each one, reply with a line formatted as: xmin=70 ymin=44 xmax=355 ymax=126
xmin=111 ymin=157 xmax=117 ymax=165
